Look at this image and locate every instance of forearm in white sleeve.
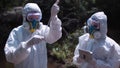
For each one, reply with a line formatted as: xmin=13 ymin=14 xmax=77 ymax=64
xmin=45 ymin=15 xmax=62 ymax=44
xmin=95 ymin=44 xmax=120 ymax=68
xmin=73 ymin=55 xmax=81 ymax=65
xmin=4 ymin=42 xmax=31 ymax=64
xmin=95 ymin=59 xmax=112 ymax=68
xmin=73 ymin=43 xmax=84 ymax=66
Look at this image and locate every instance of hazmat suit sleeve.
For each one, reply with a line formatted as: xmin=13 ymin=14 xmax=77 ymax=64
xmin=73 ymin=34 xmax=120 ymax=68
xmin=73 ymin=43 xmax=81 ymax=65
xmin=4 ymin=28 xmax=31 ymax=64
xmin=94 ymin=42 xmax=120 ymax=68
xmin=44 ymin=16 xmax=62 ymax=44
xmin=73 ymin=35 xmax=86 ymax=66
xmin=44 ymin=1 xmax=62 ymax=44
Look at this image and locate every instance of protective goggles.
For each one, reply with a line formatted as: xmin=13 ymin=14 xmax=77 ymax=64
xmin=27 ymin=13 xmax=41 ymax=22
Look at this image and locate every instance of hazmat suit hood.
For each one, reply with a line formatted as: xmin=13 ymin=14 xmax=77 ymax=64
xmin=87 ymin=12 xmax=107 ymax=39
xmin=22 ymin=3 xmax=42 ymax=30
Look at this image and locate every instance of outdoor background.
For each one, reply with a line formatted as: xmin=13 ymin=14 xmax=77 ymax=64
xmin=0 ymin=0 xmax=120 ymax=68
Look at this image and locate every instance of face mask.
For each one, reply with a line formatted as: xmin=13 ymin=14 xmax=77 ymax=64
xmin=93 ymin=31 xmax=101 ymax=39
xmin=27 ymin=13 xmax=41 ymax=32
xmin=28 ymin=20 xmax=39 ymax=32
xmin=88 ymin=21 xmax=101 ymax=39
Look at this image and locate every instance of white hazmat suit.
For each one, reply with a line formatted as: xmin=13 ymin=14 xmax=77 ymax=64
xmin=73 ymin=12 xmax=120 ymax=68
xmin=4 ymin=2 xmax=62 ymax=68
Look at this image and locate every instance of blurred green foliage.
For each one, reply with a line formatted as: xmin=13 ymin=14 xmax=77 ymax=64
xmin=47 ymin=28 xmax=84 ymax=67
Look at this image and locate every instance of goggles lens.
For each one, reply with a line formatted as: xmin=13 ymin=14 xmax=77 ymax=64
xmin=27 ymin=13 xmax=41 ymax=21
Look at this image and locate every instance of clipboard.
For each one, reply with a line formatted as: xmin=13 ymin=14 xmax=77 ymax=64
xmin=79 ymin=49 xmax=93 ymax=62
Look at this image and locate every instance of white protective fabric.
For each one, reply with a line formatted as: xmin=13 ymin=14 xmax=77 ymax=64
xmin=87 ymin=12 xmax=107 ymax=39
xmin=4 ymin=3 xmax=62 ymax=68
xmin=73 ymin=12 xmax=120 ymax=68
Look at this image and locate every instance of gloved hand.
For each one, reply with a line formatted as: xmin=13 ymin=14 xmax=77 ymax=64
xmin=25 ymin=35 xmax=44 ymax=48
xmin=87 ymin=58 xmax=97 ymax=68
xmin=50 ymin=0 xmax=60 ymax=17
xmin=77 ymin=56 xmax=97 ymax=68
xmin=77 ymin=56 xmax=85 ymax=63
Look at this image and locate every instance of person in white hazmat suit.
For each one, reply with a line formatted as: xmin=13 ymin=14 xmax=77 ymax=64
xmin=4 ymin=0 xmax=62 ymax=68
xmin=73 ymin=11 xmax=120 ymax=68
